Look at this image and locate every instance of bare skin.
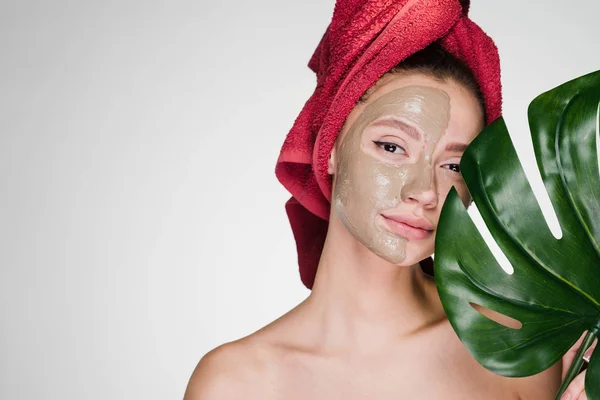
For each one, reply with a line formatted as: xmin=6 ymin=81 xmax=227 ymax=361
xmin=185 ymin=73 xmax=565 ymax=399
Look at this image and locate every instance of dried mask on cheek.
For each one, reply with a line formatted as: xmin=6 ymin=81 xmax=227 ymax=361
xmin=333 ymin=85 xmax=451 ymax=263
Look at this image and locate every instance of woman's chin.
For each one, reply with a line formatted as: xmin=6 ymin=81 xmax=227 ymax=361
xmin=387 ymin=246 xmax=434 ymax=268
xmin=368 ymin=248 xmax=432 ymax=268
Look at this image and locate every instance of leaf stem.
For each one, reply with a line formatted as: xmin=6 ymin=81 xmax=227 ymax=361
xmin=554 ymin=329 xmax=598 ymax=400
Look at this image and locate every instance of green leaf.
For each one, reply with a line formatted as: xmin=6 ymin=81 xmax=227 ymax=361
xmin=434 ymin=70 xmax=600 ymax=399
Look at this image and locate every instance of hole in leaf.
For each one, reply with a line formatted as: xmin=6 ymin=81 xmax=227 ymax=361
xmin=531 ymin=174 xmax=563 ymax=240
xmin=515 ymin=134 xmax=563 ymax=240
xmin=469 ymin=302 xmax=523 ymax=330
xmin=467 ymin=202 xmax=514 ymax=275
xmin=484 ymin=119 xmax=563 ymax=240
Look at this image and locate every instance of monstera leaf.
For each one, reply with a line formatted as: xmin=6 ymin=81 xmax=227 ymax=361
xmin=434 ymin=69 xmax=600 ymax=399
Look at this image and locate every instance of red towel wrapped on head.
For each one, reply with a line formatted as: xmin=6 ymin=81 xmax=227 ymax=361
xmin=276 ymin=0 xmax=502 ymax=289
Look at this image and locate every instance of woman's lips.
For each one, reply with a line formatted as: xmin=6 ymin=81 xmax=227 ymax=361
xmin=381 ymin=215 xmax=433 ymax=240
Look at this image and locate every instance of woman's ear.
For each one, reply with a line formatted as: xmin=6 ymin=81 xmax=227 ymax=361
xmin=327 ymin=147 xmax=337 ymax=175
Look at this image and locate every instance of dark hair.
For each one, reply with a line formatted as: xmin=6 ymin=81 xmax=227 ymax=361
xmin=359 ymin=41 xmax=486 ymax=121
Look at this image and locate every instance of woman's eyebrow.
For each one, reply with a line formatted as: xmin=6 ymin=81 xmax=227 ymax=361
xmin=445 ymin=142 xmax=469 ymax=153
xmin=370 ymin=118 xmax=422 ymax=141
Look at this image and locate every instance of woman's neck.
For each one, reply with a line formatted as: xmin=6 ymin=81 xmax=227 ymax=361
xmin=301 ymin=218 xmax=445 ymax=355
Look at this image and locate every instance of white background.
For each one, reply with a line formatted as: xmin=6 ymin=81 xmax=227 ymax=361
xmin=1 ymin=1 xmax=599 ymax=399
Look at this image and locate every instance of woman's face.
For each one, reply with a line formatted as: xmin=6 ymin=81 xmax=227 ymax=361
xmin=329 ymin=72 xmax=484 ymax=266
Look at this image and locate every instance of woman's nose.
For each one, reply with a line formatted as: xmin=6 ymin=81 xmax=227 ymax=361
xmin=400 ymin=164 xmax=438 ymax=208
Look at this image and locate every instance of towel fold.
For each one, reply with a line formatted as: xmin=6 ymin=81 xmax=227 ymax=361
xmin=276 ymin=0 xmax=502 ymax=289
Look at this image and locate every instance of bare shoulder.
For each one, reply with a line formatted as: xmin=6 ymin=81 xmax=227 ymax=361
xmin=183 ymin=337 xmax=275 ymax=400
xmin=183 ymin=307 xmax=307 ymax=400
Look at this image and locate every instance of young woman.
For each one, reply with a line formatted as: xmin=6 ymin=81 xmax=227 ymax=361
xmin=185 ymin=1 xmax=594 ymax=399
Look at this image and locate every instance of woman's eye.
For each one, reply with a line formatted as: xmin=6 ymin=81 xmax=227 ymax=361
xmin=373 ymin=141 xmax=405 ymax=154
xmin=443 ymin=164 xmax=461 ymax=173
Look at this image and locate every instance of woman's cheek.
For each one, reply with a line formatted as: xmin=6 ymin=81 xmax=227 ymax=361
xmin=437 ymin=177 xmax=468 ymax=206
xmin=452 ymin=181 xmax=471 ymax=207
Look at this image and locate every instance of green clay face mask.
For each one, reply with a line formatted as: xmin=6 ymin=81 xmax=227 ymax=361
xmin=333 ymin=85 xmax=451 ymax=263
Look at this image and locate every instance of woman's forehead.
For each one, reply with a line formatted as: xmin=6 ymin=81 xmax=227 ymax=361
xmin=365 ymin=72 xmax=466 ymax=106
xmin=342 ymin=72 xmax=484 ymax=141
xmin=354 ymin=86 xmax=451 ymax=141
